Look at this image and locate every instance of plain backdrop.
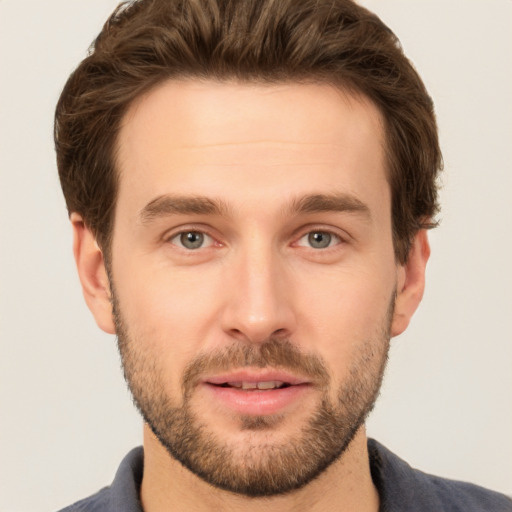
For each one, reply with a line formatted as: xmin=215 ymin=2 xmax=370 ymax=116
xmin=1 ymin=1 xmax=511 ymax=510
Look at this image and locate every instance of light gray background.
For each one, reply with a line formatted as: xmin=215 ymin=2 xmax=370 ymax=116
xmin=1 ymin=1 xmax=511 ymax=510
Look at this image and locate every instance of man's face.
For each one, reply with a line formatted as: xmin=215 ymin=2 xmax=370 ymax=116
xmin=109 ymin=80 xmax=401 ymax=495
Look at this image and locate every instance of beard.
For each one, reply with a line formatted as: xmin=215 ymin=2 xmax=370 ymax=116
xmin=113 ymin=294 xmax=392 ymax=497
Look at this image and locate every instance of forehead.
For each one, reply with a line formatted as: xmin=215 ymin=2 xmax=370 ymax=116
xmin=115 ymin=79 xmax=388 ymax=216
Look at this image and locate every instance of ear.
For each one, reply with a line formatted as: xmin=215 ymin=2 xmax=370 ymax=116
xmin=391 ymin=230 xmax=430 ymax=337
xmin=71 ymin=213 xmax=115 ymax=334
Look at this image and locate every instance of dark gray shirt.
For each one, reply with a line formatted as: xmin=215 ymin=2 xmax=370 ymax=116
xmin=58 ymin=439 xmax=512 ymax=511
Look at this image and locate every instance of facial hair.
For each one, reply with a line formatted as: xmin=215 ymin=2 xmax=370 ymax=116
xmin=113 ymin=293 xmax=393 ymax=497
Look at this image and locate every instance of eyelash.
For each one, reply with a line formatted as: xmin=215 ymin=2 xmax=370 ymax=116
xmin=166 ymin=229 xmax=217 ymax=250
xmin=165 ymin=226 xmax=346 ymax=252
xmin=297 ymin=229 xmax=344 ymax=249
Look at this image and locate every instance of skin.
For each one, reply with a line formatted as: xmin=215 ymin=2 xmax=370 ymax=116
xmin=72 ymin=80 xmax=430 ymax=512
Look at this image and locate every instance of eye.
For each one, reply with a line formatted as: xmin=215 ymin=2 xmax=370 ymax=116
xmin=169 ymin=231 xmax=214 ymax=250
xmin=297 ymin=230 xmax=341 ymax=249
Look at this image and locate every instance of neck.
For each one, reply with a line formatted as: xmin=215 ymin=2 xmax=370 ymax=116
xmin=140 ymin=425 xmax=379 ymax=512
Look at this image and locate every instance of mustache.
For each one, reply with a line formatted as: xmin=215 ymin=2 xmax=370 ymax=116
xmin=181 ymin=338 xmax=330 ymax=396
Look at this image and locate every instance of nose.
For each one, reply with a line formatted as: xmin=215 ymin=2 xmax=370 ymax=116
xmin=220 ymin=242 xmax=297 ymax=344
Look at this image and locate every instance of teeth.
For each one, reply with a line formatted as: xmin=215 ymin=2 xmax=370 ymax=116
xmin=257 ymin=381 xmax=283 ymax=390
xmin=224 ymin=381 xmax=285 ymax=390
xmin=226 ymin=380 xmax=284 ymax=390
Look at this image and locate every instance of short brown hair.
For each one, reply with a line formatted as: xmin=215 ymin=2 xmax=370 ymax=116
xmin=55 ymin=0 xmax=442 ymax=264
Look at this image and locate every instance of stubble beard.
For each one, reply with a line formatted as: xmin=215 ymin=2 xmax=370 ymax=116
xmin=113 ymin=295 xmax=393 ymax=497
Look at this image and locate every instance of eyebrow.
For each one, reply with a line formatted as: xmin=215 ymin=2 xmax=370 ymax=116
xmin=139 ymin=195 xmax=230 ymax=223
xmin=139 ymin=192 xmax=370 ymax=224
xmin=286 ymin=193 xmax=371 ymax=219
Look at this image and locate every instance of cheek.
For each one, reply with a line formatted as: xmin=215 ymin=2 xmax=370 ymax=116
xmin=301 ymin=263 xmax=394 ymax=323
xmin=296 ymin=262 xmax=395 ymax=368
xmin=116 ymin=247 xmax=220 ymax=322
xmin=112 ymin=257 xmax=226 ymax=392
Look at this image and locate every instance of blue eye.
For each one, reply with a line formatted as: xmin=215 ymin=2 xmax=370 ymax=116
xmin=298 ymin=231 xmax=341 ymax=249
xmin=170 ymin=231 xmax=213 ymax=250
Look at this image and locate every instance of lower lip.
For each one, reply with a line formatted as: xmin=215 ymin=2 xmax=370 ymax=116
xmin=202 ymin=383 xmax=312 ymax=416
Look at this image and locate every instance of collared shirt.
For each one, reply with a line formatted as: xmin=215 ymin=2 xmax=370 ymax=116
xmin=58 ymin=439 xmax=512 ymax=511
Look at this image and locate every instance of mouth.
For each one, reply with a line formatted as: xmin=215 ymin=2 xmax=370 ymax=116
xmin=215 ymin=380 xmax=291 ymax=390
xmin=201 ymin=370 xmax=313 ymax=416
xmin=204 ymin=369 xmax=310 ymax=390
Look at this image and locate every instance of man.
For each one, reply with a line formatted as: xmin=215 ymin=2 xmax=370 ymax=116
xmin=54 ymin=0 xmax=511 ymax=510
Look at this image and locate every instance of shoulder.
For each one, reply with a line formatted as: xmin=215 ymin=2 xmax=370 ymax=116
xmin=56 ymin=447 xmax=144 ymax=512
xmin=424 ymin=474 xmax=512 ymax=512
xmin=368 ymin=439 xmax=512 ymax=512
xmin=57 ymin=487 xmax=111 ymax=512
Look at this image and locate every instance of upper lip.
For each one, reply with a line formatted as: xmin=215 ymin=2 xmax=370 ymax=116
xmin=203 ymin=369 xmax=311 ymax=386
